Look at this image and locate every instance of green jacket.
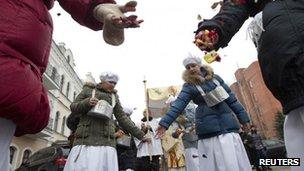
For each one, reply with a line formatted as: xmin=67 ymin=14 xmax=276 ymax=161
xmin=70 ymin=83 xmax=145 ymax=148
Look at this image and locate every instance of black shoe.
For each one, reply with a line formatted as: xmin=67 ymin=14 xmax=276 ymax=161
xmin=256 ymin=166 xmax=263 ymax=171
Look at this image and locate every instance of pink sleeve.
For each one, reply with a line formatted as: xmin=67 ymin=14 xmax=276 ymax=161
xmin=57 ymin=0 xmax=116 ymax=31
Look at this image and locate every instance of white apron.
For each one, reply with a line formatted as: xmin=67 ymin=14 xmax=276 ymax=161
xmin=198 ymin=132 xmax=251 ymax=171
xmin=0 ymin=118 xmax=16 ymax=171
xmin=184 ymin=147 xmax=199 ymax=171
xmin=64 ymin=145 xmax=118 ymax=171
xmin=284 ymin=106 xmax=304 ymax=171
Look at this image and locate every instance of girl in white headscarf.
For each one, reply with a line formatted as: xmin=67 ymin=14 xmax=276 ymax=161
xmin=64 ymin=72 xmax=149 ymax=171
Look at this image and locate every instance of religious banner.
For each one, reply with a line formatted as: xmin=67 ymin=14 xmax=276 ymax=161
xmin=146 ymin=85 xmax=181 ymax=118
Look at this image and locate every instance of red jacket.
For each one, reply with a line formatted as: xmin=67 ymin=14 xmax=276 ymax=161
xmin=0 ymin=0 xmax=115 ymax=136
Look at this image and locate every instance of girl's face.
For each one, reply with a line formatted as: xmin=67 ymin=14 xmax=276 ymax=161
xmin=101 ymin=81 xmax=117 ymax=91
xmin=186 ymin=63 xmax=201 ymax=75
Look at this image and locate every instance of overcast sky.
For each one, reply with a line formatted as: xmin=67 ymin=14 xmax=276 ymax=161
xmin=49 ymin=0 xmax=257 ymax=122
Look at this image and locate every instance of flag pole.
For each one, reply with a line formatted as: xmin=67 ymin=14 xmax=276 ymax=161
xmin=143 ymin=77 xmax=153 ymax=161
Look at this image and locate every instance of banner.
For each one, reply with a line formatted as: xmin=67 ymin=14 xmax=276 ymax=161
xmin=147 ymin=86 xmax=181 ymax=118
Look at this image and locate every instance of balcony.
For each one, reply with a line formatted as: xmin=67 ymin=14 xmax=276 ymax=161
xmin=43 ymin=65 xmax=60 ymax=90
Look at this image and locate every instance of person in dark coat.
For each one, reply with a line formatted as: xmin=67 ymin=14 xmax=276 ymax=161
xmin=64 ymin=72 xmax=148 ymax=171
xmin=246 ymin=126 xmax=270 ymax=171
xmin=194 ymin=1 xmax=304 ymax=170
xmin=116 ymin=107 xmax=138 ymax=171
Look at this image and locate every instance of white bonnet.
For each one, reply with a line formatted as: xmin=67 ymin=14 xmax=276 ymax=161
xmin=165 ymin=95 xmax=177 ymax=105
xmin=99 ymin=71 xmax=119 ymax=83
xmin=123 ymin=107 xmax=134 ymax=116
xmin=182 ymin=56 xmax=202 ymax=68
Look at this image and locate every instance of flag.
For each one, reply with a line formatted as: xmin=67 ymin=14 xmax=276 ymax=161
xmin=146 ymin=86 xmax=181 ymax=118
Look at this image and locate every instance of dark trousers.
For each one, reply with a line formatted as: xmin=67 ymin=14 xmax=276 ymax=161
xmin=253 ymin=148 xmax=267 ymax=171
xmin=135 ymin=155 xmax=160 ymax=171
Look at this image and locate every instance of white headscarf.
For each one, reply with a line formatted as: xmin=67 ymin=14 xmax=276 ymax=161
xmin=182 ymin=56 xmax=202 ymax=68
xmin=247 ymin=11 xmax=264 ymax=48
xmin=123 ymin=107 xmax=134 ymax=116
xmin=165 ymin=95 xmax=177 ymax=106
xmin=99 ymin=71 xmax=119 ymax=83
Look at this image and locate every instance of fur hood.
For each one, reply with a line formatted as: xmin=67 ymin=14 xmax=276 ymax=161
xmin=83 ymin=82 xmax=117 ymax=93
xmin=182 ymin=65 xmax=214 ymax=85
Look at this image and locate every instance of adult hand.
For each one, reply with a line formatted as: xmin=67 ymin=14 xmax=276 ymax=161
xmin=89 ymin=97 xmax=99 ymax=106
xmin=94 ymin=1 xmax=143 ymax=28
xmin=94 ymin=1 xmax=143 ymax=45
xmin=155 ymin=125 xmax=166 ymax=139
xmin=194 ymin=29 xmax=219 ymax=52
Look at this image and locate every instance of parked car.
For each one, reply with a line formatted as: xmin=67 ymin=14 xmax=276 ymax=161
xmin=244 ymin=138 xmax=287 ymax=165
xmin=262 ymin=139 xmax=287 ymax=159
xmin=16 ymin=140 xmax=70 ymax=171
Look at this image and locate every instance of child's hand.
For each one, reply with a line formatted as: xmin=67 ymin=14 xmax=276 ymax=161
xmin=155 ymin=125 xmax=166 ymax=139
xmin=175 ymin=128 xmax=184 ymax=136
xmin=242 ymin=123 xmax=251 ymax=134
xmin=115 ymin=130 xmax=125 ymax=138
xmin=89 ymin=97 xmax=99 ymax=106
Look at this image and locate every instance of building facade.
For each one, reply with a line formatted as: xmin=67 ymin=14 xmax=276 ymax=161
xmin=9 ymin=41 xmax=83 ymax=170
xmin=230 ymin=61 xmax=282 ymax=139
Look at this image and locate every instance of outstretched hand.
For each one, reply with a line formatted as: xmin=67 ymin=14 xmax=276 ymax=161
xmin=94 ymin=1 xmax=143 ymax=45
xmin=116 ymin=1 xmax=143 ymax=28
xmin=194 ymin=29 xmax=219 ymax=52
xmin=155 ymin=125 xmax=166 ymax=139
xmin=94 ymin=1 xmax=143 ymax=29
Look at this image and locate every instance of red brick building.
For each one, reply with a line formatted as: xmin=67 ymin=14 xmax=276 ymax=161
xmin=230 ymin=61 xmax=282 ymax=139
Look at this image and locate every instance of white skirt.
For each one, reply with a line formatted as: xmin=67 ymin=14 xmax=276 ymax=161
xmin=64 ymin=145 xmax=118 ymax=171
xmin=198 ymin=132 xmax=251 ymax=171
xmin=0 ymin=118 xmax=16 ymax=171
xmin=184 ymin=148 xmax=199 ymax=171
xmin=284 ymin=106 xmax=304 ymax=171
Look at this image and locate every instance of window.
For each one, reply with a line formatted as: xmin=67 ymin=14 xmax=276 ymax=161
xmin=28 ymin=147 xmax=56 ymax=163
xmin=67 ymin=55 xmax=70 ymax=63
xmin=9 ymin=146 xmax=17 ymax=164
xmin=60 ymin=75 xmax=65 ymax=91
xmin=262 ymin=140 xmax=283 ymax=147
xmin=54 ymin=111 xmax=60 ymax=132
xmin=51 ymin=67 xmax=57 ymax=80
xmin=73 ymin=92 xmax=77 ymax=101
xmin=66 ymin=82 xmax=70 ymax=98
xmin=61 ymin=116 xmax=66 ymax=134
xmin=22 ymin=149 xmax=32 ymax=164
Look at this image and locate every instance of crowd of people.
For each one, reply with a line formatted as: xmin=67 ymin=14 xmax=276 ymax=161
xmin=65 ymin=71 xmax=199 ymax=171
xmin=65 ymin=57 xmax=272 ymax=171
xmin=1 ymin=0 xmax=304 ymax=170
